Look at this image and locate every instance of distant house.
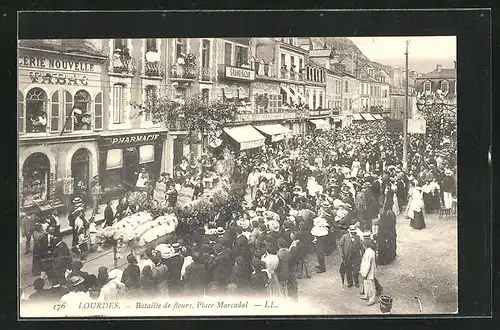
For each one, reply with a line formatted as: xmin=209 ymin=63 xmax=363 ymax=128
xmin=415 ymin=63 xmax=457 ymax=99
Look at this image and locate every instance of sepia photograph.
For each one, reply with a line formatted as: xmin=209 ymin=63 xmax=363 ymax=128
xmin=18 ymin=34 xmax=458 ymax=317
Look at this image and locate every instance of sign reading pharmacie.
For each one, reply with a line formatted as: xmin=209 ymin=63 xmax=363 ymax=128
xmin=225 ymin=66 xmax=255 ymax=81
xmin=100 ymin=132 xmax=167 ymax=148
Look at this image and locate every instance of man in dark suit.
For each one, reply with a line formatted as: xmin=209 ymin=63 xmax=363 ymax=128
xmin=208 ymin=243 xmax=233 ymax=294
xmin=276 ymin=238 xmax=291 ymax=295
xmin=338 ymin=226 xmax=364 ymax=288
xmin=103 ymin=200 xmax=114 ymax=228
xmin=32 ymin=223 xmax=48 ymax=276
xmin=21 ymin=213 xmax=36 ymax=254
xmin=232 ymin=226 xmax=251 ymax=280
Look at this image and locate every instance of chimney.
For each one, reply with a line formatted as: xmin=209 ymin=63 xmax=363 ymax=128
xmin=436 ymin=64 xmax=442 ymax=72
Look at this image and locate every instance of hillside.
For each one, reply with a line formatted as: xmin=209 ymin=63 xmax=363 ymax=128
xmin=311 ymin=37 xmax=394 ymax=75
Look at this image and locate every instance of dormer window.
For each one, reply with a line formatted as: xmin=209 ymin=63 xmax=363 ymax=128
xmin=441 ymin=80 xmax=449 ymax=93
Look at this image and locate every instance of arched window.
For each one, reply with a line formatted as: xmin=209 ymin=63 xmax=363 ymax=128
xmin=146 ymin=38 xmax=157 ymax=52
xmin=441 ymin=80 xmax=449 ymax=93
xmin=423 ymin=81 xmax=432 ymax=94
xmin=26 ymin=88 xmax=47 ymax=133
xmin=18 ymin=90 xmax=24 ymax=134
xmin=73 ymin=90 xmax=92 ymax=130
xmin=21 ymin=153 xmax=50 ymax=206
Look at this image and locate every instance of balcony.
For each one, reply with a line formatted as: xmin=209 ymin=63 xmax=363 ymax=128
xmin=218 ymin=64 xmax=255 ymax=81
xmin=279 ymin=69 xmax=304 ymax=82
xmin=109 ymin=57 xmax=136 ymax=77
xmin=166 ymin=120 xmax=189 ymax=132
xmin=142 ymin=59 xmax=164 ymax=79
xmin=235 ymin=111 xmax=298 ymax=122
xmin=170 ymin=64 xmax=198 ymax=81
xmin=200 ymin=66 xmax=214 ymax=82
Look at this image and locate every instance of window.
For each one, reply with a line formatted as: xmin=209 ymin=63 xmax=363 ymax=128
xmin=94 ymin=92 xmax=103 ymax=130
xmin=312 ymin=92 xmax=316 ymax=110
xmin=146 ymin=38 xmax=157 ymax=52
xmin=235 ymin=45 xmax=248 ymax=67
xmin=224 ymin=42 xmax=232 ymax=65
xmin=349 ymin=98 xmax=352 ymax=110
xmin=21 ymin=153 xmax=50 ymax=206
xmin=299 ymin=59 xmax=303 ymax=72
xmin=423 ymin=81 xmax=432 ymax=93
xmin=269 ymin=95 xmax=276 ymax=112
xmin=202 ymin=39 xmax=210 ymax=68
xmin=73 ymin=90 xmax=92 ymax=130
xmin=114 ymin=39 xmax=127 ymax=50
xmin=344 ymin=81 xmax=348 ymax=93
xmin=112 ymin=84 xmax=125 ymax=124
xmin=144 ymin=86 xmax=158 ymax=121
xmin=202 ymin=89 xmax=210 ymax=104
xmin=176 ymin=38 xmax=187 ymax=59
xmin=26 ymin=88 xmax=47 ymax=133
xmin=18 ymin=90 xmax=24 ymax=133
xmin=319 ymin=93 xmax=323 ymax=109
xmin=139 ymin=145 xmax=155 ymax=164
xmin=64 ymin=91 xmax=73 ymax=132
xmin=344 ymin=98 xmax=348 ymax=110
xmin=106 ymin=149 xmax=123 ymax=170
xmin=277 ymin=94 xmax=282 ymax=112
xmin=281 ymin=54 xmax=286 ymax=69
xmin=441 ymin=80 xmax=449 ymax=93
xmin=50 ymin=91 xmax=60 ymax=132
xmin=290 ymin=55 xmax=295 ymax=71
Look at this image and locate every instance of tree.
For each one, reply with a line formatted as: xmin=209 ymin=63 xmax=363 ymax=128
xmin=131 ymin=94 xmax=239 ymax=143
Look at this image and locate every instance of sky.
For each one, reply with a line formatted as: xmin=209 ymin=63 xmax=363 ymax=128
xmin=349 ymin=36 xmax=457 ymax=61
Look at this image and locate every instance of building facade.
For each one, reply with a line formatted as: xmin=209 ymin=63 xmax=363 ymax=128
xmin=415 ymin=63 xmax=457 ymax=103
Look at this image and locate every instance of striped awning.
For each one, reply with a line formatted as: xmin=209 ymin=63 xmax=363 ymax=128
xmin=352 ymin=114 xmax=364 ymax=121
xmin=254 ymin=124 xmax=292 ymax=142
xmin=223 ymin=125 xmax=266 ymax=150
xmin=361 ymin=113 xmax=376 ymax=121
xmin=309 ymin=119 xmax=330 ymax=130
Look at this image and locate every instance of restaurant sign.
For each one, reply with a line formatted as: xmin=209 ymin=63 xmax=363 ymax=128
xmin=225 ymin=66 xmax=255 ymax=81
xmin=101 ymin=133 xmax=163 ymax=148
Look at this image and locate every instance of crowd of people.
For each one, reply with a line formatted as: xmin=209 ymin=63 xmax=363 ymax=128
xmin=21 ymin=119 xmax=457 ymax=310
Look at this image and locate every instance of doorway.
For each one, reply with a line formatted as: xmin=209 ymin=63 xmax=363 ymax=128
xmin=173 ymin=137 xmax=184 ymax=167
xmin=71 ymin=149 xmax=90 ymax=201
xmin=124 ymin=146 xmax=139 ymax=188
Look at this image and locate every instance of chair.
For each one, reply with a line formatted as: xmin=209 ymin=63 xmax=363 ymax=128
xmin=438 ymin=200 xmax=451 ymax=219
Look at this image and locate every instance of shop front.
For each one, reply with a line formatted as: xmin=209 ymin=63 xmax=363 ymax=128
xmin=98 ymin=131 xmax=168 ymax=199
xmin=223 ymin=125 xmax=266 ymax=156
xmin=253 ymin=123 xmax=292 ymax=144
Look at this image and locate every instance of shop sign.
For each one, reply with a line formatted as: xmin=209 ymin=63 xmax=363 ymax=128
xmin=19 ymin=56 xmax=97 ymax=72
xmin=101 ymin=133 xmax=161 ymax=147
xmin=225 ymin=66 xmax=255 ymax=81
xmin=28 ymin=71 xmax=88 ymax=86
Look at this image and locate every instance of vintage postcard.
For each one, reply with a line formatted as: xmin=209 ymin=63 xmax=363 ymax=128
xmin=18 ymin=33 xmax=458 ymax=317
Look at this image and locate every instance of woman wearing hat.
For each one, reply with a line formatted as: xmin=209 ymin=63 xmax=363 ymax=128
xmin=310 ymin=218 xmax=329 ymax=273
xmin=121 ymin=253 xmax=141 ymax=296
xmin=409 ymin=185 xmax=426 ymax=230
xmin=165 ymin=244 xmax=185 ymax=297
xmin=377 ymin=202 xmax=397 ymax=265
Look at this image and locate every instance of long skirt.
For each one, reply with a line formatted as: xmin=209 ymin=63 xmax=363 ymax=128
xmin=422 ymin=192 xmax=432 ymax=213
xmin=267 ymin=273 xmax=284 ymax=299
xmin=377 ymin=234 xmax=397 ymax=265
xmin=410 ymin=211 xmax=426 ymax=230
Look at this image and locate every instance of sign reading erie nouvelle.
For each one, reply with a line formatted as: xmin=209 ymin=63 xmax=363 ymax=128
xmin=19 ymin=55 xmax=100 ymax=86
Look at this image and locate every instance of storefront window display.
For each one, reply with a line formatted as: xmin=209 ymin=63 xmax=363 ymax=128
xmin=22 ymin=153 xmax=50 ymax=206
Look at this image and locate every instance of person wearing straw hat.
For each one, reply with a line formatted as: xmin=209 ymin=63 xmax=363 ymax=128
xmin=60 ymin=274 xmax=89 ymax=303
xmin=100 ymin=269 xmax=125 ymax=301
xmin=338 ymin=225 xmax=363 ymax=288
xmin=441 ymin=168 xmax=456 ymax=211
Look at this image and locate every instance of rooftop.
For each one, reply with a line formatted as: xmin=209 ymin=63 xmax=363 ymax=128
xmin=417 ymin=68 xmax=456 ymax=80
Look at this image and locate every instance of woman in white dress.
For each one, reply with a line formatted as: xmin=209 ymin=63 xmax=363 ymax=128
xmin=409 ymin=187 xmax=426 ymax=230
xmin=261 ymin=245 xmax=284 ymax=299
xmin=351 ymin=158 xmax=361 ymax=178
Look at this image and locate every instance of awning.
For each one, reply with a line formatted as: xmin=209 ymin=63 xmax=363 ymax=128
xmin=289 ymin=85 xmax=305 ymax=102
xmin=333 ymin=118 xmax=341 ymax=123
xmin=373 ymin=114 xmax=384 ymax=120
xmin=254 ymin=124 xmax=292 ymax=142
xmin=309 ymin=119 xmax=330 ymax=130
xmin=223 ymin=125 xmax=266 ymax=150
xmin=352 ymin=114 xmax=364 ymax=121
xmin=361 ymin=113 xmax=376 ymax=121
